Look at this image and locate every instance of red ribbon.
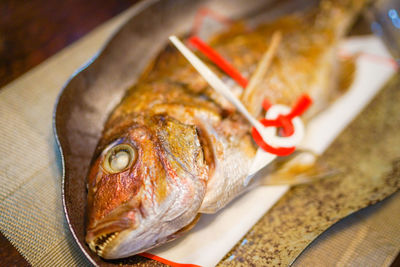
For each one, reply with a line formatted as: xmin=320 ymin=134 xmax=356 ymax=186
xmin=251 ymin=95 xmax=312 ymax=156
xmin=140 ymin=252 xmax=201 ymax=267
xmin=188 ymin=36 xmax=248 ymax=88
xmin=188 ymin=34 xmax=313 ymax=156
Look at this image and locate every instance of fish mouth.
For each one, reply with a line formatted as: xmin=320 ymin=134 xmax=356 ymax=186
xmin=88 ymin=231 xmax=120 ymax=257
xmin=86 ymin=215 xmax=134 ymax=257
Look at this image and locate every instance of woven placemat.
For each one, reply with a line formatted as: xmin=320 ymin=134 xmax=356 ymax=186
xmin=0 ymin=3 xmax=399 ymax=266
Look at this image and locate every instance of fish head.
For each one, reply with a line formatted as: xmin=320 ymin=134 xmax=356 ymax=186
xmin=85 ymin=114 xmax=208 ymax=259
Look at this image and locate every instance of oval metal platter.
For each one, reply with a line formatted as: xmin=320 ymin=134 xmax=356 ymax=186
xmin=53 ymin=0 xmax=293 ymax=265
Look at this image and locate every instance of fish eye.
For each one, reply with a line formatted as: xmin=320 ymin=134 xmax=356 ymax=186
xmin=103 ymin=144 xmax=137 ymax=173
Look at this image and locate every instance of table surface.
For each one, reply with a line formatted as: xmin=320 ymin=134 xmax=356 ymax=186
xmin=0 ymin=1 xmax=399 ymax=266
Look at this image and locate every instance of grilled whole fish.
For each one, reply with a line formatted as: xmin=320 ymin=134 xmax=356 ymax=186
xmin=85 ymin=0 xmax=366 ymax=259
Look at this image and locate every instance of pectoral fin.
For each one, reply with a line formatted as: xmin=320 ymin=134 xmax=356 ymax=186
xmin=252 ymin=150 xmax=339 ymax=186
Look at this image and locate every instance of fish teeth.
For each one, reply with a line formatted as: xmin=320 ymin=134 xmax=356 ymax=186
xmin=90 ymin=232 xmax=119 ymax=255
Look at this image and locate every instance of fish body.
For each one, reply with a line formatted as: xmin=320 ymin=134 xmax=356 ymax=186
xmin=85 ymin=0 xmax=366 ymax=259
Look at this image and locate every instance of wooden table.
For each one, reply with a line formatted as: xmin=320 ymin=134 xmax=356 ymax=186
xmin=1 ymin=1 xmax=399 ymax=266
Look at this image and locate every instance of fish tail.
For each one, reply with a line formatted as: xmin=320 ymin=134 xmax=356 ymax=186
xmin=316 ymin=0 xmax=370 ymax=37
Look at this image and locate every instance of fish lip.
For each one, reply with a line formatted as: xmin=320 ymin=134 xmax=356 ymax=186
xmin=86 ymin=219 xmax=130 ymax=241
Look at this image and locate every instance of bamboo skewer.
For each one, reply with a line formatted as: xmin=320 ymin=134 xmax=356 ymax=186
xmin=169 ymin=35 xmax=268 ymax=141
xmin=241 ymin=31 xmax=282 ymax=117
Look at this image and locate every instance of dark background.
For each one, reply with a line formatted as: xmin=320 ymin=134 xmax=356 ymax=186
xmin=0 ymin=0 xmax=138 ymax=88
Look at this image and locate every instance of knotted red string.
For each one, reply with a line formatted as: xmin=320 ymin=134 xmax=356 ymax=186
xmin=188 ymin=36 xmax=248 ymax=88
xmin=188 ymin=35 xmax=312 ymax=156
xmin=251 ymin=95 xmax=312 ymax=156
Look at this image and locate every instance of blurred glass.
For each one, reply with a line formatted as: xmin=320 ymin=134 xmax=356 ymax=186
xmin=365 ymin=0 xmax=400 ymax=62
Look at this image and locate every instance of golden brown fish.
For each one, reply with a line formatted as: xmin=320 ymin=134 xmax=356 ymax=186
xmin=85 ymin=0 xmax=366 ymax=259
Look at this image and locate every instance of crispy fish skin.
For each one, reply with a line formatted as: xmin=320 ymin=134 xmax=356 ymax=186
xmin=86 ymin=0 xmax=366 ymax=259
xmin=86 ymin=113 xmax=208 ymax=258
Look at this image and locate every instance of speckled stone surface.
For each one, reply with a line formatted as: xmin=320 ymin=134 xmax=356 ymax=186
xmin=218 ymin=75 xmax=400 ymax=266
